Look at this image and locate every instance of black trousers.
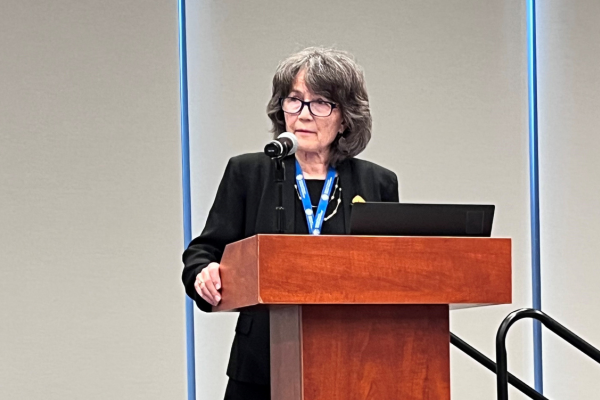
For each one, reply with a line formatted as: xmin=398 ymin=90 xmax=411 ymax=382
xmin=224 ymin=378 xmax=270 ymax=400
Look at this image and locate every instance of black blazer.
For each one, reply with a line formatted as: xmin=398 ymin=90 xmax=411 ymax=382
xmin=182 ymin=152 xmax=399 ymax=385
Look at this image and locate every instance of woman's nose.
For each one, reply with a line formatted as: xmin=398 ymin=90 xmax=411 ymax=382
xmin=298 ymin=102 xmax=313 ymax=119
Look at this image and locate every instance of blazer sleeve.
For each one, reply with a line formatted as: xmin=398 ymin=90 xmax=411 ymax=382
xmin=181 ymin=157 xmax=246 ymax=312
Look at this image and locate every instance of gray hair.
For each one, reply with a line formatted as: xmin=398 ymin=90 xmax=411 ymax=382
xmin=266 ymin=47 xmax=372 ymax=167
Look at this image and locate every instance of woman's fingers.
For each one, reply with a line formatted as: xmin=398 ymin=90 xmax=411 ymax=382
xmin=195 ymin=264 xmax=222 ymax=306
xmin=208 ymin=264 xmax=222 ymax=291
xmin=200 ymin=284 xmax=217 ymax=306
xmin=203 ymin=278 xmax=221 ymax=305
xmin=195 ymin=273 xmax=216 ymax=305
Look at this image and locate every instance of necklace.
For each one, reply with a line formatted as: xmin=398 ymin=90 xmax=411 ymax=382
xmin=294 ymin=176 xmax=342 ymax=220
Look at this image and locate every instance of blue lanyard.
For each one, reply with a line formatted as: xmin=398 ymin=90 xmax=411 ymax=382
xmin=295 ymin=159 xmax=337 ymax=235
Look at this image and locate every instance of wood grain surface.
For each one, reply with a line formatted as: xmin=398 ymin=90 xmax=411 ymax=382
xmin=270 ymin=304 xmax=450 ymax=400
xmin=270 ymin=306 xmax=303 ymax=400
xmin=259 ymin=235 xmax=511 ymax=305
xmin=213 ymin=235 xmax=258 ymax=312
xmin=215 ymin=235 xmax=511 ymax=311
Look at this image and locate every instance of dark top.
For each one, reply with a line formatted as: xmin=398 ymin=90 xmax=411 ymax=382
xmin=294 ymin=178 xmax=345 ymax=235
xmin=182 ymin=152 xmax=399 ymax=385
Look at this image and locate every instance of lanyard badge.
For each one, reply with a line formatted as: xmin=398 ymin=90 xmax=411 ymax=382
xmin=295 ymin=159 xmax=337 ymax=235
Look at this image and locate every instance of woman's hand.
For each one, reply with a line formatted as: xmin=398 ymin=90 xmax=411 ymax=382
xmin=194 ymin=262 xmax=222 ymax=306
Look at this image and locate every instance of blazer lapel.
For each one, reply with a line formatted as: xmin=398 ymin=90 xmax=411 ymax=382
xmin=337 ymin=159 xmax=354 ymax=234
xmin=282 ymin=155 xmax=296 ymax=233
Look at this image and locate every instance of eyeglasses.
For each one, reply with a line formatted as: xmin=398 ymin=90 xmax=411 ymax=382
xmin=280 ymin=97 xmax=337 ymax=117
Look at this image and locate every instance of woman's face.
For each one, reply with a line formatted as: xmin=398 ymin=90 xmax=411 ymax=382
xmin=284 ymin=69 xmax=344 ymax=155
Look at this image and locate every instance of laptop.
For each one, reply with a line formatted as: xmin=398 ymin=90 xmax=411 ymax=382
xmin=350 ymin=203 xmax=495 ymax=237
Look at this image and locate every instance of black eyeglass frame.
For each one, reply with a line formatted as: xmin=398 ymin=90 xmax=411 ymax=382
xmin=279 ymin=97 xmax=338 ymax=117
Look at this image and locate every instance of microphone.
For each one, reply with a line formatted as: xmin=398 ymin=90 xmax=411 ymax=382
xmin=264 ymin=132 xmax=298 ymax=159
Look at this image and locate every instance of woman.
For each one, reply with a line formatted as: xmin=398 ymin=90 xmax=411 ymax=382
xmin=182 ymin=47 xmax=399 ymax=400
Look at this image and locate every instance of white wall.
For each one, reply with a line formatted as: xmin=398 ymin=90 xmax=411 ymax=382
xmin=187 ymin=1 xmax=533 ymax=398
xmin=0 ymin=1 xmax=185 ymax=399
xmin=537 ymin=0 xmax=600 ymax=397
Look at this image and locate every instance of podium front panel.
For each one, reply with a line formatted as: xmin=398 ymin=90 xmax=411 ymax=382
xmin=271 ymin=305 xmax=450 ymax=400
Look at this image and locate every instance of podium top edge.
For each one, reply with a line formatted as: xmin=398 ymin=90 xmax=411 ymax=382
xmin=253 ymin=234 xmax=511 ymax=240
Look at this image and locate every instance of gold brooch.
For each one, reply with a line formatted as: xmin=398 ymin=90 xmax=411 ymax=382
xmin=352 ymin=195 xmax=366 ymax=204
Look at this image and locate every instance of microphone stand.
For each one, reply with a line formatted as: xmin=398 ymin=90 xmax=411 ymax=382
xmin=274 ymin=157 xmax=285 ymax=233
xmin=265 ymin=133 xmax=297 ymax=234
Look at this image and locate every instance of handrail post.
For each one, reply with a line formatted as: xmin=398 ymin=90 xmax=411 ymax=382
xmin=496 ymin=312 xmax=520 ymax=400
xmin=451 ymin=333 xmax=547 ymax=400
xmin=496 ymin=308 xmax=600 ymax=400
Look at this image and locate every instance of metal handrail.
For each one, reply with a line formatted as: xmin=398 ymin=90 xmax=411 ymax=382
xmin=496 ymin=308 xmax=600 ymax=400
xmin=451 ymin=333 xmax=547 ymax=400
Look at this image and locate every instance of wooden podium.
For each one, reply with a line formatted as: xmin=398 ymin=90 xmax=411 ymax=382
xmin=214 ymin=235 xmax=511 ymax=400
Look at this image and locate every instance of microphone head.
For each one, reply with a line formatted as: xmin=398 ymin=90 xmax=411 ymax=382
xmin=278 ymin=132 xmax=298 ymax=155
